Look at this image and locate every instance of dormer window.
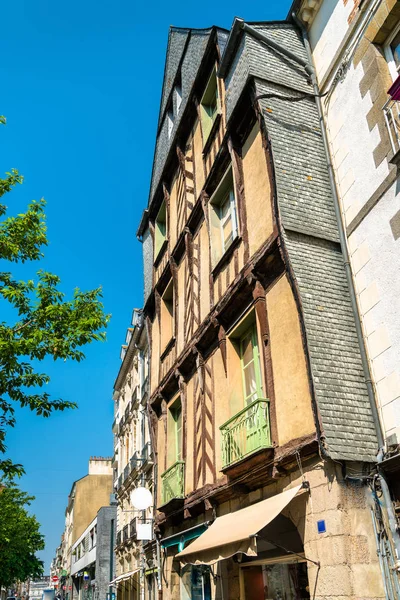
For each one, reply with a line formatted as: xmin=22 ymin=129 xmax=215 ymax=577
xmin=175 ymin=84 xmax=182 ymax=114
xmin=167 ymin=106 xmax=174 ymax=139
xmin=200 ymin=67 xmax=220 ymax=144
xmin=175 ymin=71 xmax=182 ymax=114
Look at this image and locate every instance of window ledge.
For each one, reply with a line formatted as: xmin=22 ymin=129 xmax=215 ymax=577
xmin=160 ymin=336 xmax=176 ymax=362
xmin=154 ymin=239 xmax=168 ymax=267
xmin=211 ymin=236 xmax=242 ymax=278
xmin=202 ymin=112 xmax=222 ymax=156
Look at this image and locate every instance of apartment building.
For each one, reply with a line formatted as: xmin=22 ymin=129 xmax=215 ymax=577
xmin=112 ymin=309 xmax=155 ymax=600
xmin=51 ymin=457 xmax=114 ymax=600
xmin=70 ymin=506 xmax=116 ymax=600
xmin=135 ymin=17 xmax=388 ymax=599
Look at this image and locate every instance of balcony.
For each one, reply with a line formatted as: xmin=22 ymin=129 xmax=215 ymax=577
xmin=123 ymin=463 xmax=130 ymax=483
xmin=130 ymin=518 xmax=137 ymax=540
xmin=220 ymin=398 xmax=272 ymax=470
xmin=130 ymin=451 xmax=141 ymax=474
xmin=123 ymin=524 xmax=129 ymax=543
xmin=142 ymin=442 xmax=153 ymax=472
xmin=124 ymin=401 xmax=131 ymax=422
xmin=117 ymin=474 xmax=123 ymax=490
xmin=161 ymin=460 xmax=185 ymax=505
xmin=383 ymin=98 xmax=400 ymax=158
xmin=116 ymin=531 xmax=122 ymax=546
xmin=131 ymin=387 xmax=139 ymax=409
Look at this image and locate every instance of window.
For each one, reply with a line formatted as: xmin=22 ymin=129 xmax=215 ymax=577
xmin=200 ymin=67 xmax=220 ymax=143
xmin=209 ymin=167 xmax=238 ymax=265
xmin=161 ymin=280 xmax=174 ymax=351
xmin=167 ymin=106 xmax=174 ymax=139
xmin=239 ymin=324 xmax=263 ymax=405
xmin=167 ymin=397 xmax=182 ymax=466
xmin=175 ymin=84 xmax=182 ymax=114
xmin=385 ymin=25 xmax=400 ymax=80
xmin=181 ymin=566 xmax=211 ymax=600
xmin=154 ymin=200 xmax=167 ymax=259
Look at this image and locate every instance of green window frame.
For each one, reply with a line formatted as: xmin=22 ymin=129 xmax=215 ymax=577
xmin=239 ymin=324 xmax=263 ymax=406
xmin=209 ymin=167 xmax=238 ymax=265
xmin=200 ymin=67 xmax=220 ymax=144
xmin=168 ymin=398 xmax=182 ymax=465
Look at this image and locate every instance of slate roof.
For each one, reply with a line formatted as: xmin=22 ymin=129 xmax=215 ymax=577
xmin=149 ymin=26 xmax=229 ymax=205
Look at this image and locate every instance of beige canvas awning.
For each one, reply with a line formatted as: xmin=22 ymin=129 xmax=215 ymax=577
xmin=109 ymin=568 xmax=140 ymax=586
xmin=176 ymin=484 xmax=304 ymax=565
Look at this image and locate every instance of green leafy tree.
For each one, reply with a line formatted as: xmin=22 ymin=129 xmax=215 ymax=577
xmin=0 ymin=485 xmax=44 ymax=587
xmin=0 ymin=116 xmax=110 ymax=478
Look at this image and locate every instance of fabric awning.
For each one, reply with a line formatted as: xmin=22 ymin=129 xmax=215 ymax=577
xmin=176 ymin=484 xmax=304 ymax=565
xmin=109 ymin=568 xmax=140 ymax=586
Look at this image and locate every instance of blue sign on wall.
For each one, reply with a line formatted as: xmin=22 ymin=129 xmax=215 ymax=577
xmin=317 ymin=519 xmax=326 ymax=534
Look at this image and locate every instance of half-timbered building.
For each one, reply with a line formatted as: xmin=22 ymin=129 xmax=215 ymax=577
xmin=137 ymin=19 xmax=385 ymax=599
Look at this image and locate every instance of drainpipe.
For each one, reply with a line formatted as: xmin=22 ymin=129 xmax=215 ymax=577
xmin=291 ymin=11 xmax=400 ymax=569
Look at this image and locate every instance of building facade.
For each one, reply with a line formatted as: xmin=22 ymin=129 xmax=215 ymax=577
xmin=136 ymin=17 xmax=391 ymax=600
xmin=291 ymin=0 xmax=400 ymax=594
xmin=70 ymin=506 xmax=116 ymax=600
xmin=112 ymin=310 xmax=155 ymax=600
xmin=51 ymin=457 xmax=114 ymax=600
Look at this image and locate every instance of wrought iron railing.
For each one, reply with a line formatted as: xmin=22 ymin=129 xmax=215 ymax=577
xmin=124 ymin=401 xmax=131 ymax=421
xmin=142 ymin=441 xmax=152 ymax=469
xmin=383 ymin=98 xmax=400 ymax=155
xmin=116 ymin=531 xmax=122 ymax=546
xmin=161 ymin=461 xmax=185 ymax=505
xmin=117 ymin=474 xmax=123 ymax=489
xmin=130 ymin=451 xmax=140 ymax=473
xmin=220 ymin=398 xmax=272 ymax=469
xmin=123 ymin=463 xmax=130 ymax=483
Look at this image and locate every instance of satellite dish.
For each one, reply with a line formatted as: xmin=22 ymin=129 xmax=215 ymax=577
xmin=130 ymin=486 xmax=153 ymax=510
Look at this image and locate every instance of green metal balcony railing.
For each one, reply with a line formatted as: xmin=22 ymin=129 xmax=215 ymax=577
xmin=161 ymin=460 xmax=185 ymax=505
xmin=220 ymin=398 xmax=272 ymax=469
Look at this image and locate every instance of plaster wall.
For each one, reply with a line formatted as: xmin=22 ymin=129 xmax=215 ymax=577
xmin=177 ymin=258 xmax=186 ymax=357
xmin=73 ymin=474 xmax=113 ymax=543
xmin=88 ymin=458 xmax=112 ymax=476
xmin=267 ymin=275 xmax=315 ymax=446
xmin=309 ymin=0 xmax=354 ymax=84
xmin=242 ymin=122 xmax=274 ymax=256
xmin=323 ymin=59 xmax=390 ymax=227
xmin=199 ymin=223 xmax=210 ymax=322
xmin=150 ymin=316 xmax=160 ymax=395
xmin=193 ymin=119 xmax=205 ymax=198
xmin=348 ymin=180 xmax=400 ymax=441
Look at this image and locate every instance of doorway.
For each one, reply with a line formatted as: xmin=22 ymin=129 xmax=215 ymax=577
xmin=241 ymin=562 xmax=310 ymax=600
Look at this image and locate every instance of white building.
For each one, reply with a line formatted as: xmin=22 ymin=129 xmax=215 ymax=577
xmin=291 ymin=0 xmax=400 ymax=449
xmin=112 ymin=309 xmax=155 ymax=600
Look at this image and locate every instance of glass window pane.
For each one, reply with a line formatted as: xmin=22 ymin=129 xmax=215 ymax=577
xmin=223 ymin=219 xmax=233 ymax=249
xmin=220 ymin=195 xmax=230 ymax=220
xmin=241 ymin=330 xmax=254 ymax=366
xmin=243 ymin=362 xmax=257 ymax=402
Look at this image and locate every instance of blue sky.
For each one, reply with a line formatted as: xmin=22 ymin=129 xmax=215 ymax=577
xmin=1 ymin=0 xmax=292 ymax=572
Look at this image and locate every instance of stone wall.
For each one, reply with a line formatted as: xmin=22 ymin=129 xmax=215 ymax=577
xmin=159 ymin=457 xmax=384 ymax=599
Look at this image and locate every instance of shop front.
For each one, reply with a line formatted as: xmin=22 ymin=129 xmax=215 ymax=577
xmin=164 ymin=484 xmax=313 ymax=600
